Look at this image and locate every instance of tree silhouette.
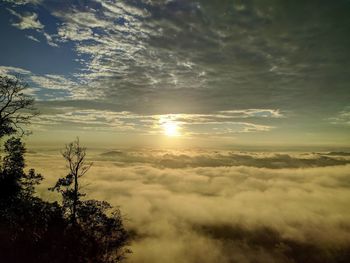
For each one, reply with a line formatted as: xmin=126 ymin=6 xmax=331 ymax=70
xmin=0 ymin=76 xmax=130 ymax=262
xmin=0 ymin=137 xmax=64 ymax=263
xmin=0 ymin=75 xmax=40 ymax=199
xmin=0 ymin=76 xmax=42 ymax=200
xmin=0 ymin=75 xmax=37 ymax=138
xmin=50 ymin=138 xmax=131 ymax=262
xmin=50 ymin=138 xmax=92 ymax=224
xmin=0 ymin=137 xmax=26 ymax=198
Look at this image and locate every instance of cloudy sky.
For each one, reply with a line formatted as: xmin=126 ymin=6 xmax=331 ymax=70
xmin=0 ymin=0 xmax=349 ymax=148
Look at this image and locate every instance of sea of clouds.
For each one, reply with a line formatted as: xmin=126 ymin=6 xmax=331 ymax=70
xmin=28 ymin=149 xmax=350 ymax=263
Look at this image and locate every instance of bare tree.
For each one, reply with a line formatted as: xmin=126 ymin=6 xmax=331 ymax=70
xmin=50 ymin=138 xmax=92 ymax=224
xmin=0 ymin=75 xmax=37 ymax=138
xmin=49 ymin=138 xmax=131 ymax=262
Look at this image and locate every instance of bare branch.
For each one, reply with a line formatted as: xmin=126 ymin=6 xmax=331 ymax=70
xmin=0 ymin=75 xmax=37 ymax=138
xmin=57 ymin=138 xmax=93 ymax=224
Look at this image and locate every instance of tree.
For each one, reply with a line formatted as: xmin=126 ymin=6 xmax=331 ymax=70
xmin=0 ymin=75 xmax=37 ymax=138
xmin=50 ymin=138 xmax=92 ymax=224
xmin=0 ymin=137 xmax=65 ymax=263
xmin=0 ymin=76 xmax=130 ymax=262
xmin=0 ymin=75 xmax=39 ymax=199
xmin=50 ymin=138 xmax=130 ymax=262
xmin=0 ymin=137 xmax=43 ymax=200
xmin=21 ymin=168 xmax=44 ymax=198
xmin=2 ymin=137 xmax=25 ymax=173
xmin=0 ymin=137 xmax=26 ymax=198
xmin=0 ymin=76 xmax=65 ymax=263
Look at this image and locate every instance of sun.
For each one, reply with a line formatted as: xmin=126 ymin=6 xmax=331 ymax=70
xmin=163 ymin=121 xmax=180 ymax=137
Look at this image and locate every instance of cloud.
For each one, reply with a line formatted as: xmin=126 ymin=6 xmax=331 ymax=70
xmin=7 ymin=8 xmax=43 ymax=30
xmin=330 ymin=107 xmax=350 ymax=126
xmin=57 ymin=22 xmax=95 ymax=42
xmin=6 ymin=7 xmax=59 ymax=47
xmin=17 ymin=0 xmax=343 ymax=118
xmin=42 ymin=32 xmax=58 ymax=47
xmin=3 ymin=0 xmax=42 ymax=6
xmin=28 ymin=150 xmax=350 ymax=263
xmin=0 ymin=65 xmax=31 ymax=76
xmin=1 ymin=1 xmax=350 ymax=143
xmin=0 ymin=66 xmax=79 ymax=99
xmin=96 ymin=149 xmax=350 ymax=169
xmin=2 ymin=0 xmax=350 ymax=113
xmin=30 ymin=74 xmax=77 ymax=91
xmin=53 ymin=9 xmax=112 ymax=29
xmin=31 ymin=107 xmax=282 ymax=135
xmin=26 ymin=35 xmax=40 ymax=42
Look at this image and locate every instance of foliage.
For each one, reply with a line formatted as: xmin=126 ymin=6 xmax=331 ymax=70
xmin=0 ymin=136 xmax=130 ymax=263
xmin=50 ymin=138 xmax=130 ymax=262
xmin=0 ymin=75 xmax=37 ymax=138
xmin=0 ymin=76 xmax=130 ymax=263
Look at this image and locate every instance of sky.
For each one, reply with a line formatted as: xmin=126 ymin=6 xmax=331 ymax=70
xmin=0 ymin=0 xmax=349 ymax=149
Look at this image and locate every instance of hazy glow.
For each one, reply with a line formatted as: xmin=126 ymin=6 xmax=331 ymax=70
xmin=163 ymin=121 xmax=180 ymax=137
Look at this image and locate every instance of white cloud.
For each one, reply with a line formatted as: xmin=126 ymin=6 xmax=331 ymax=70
xmin=0 ymin=65 xmax=31 ymax=76
xmin=29 ymin=150 xmax=350 ymax=263
xmin=57 ymin=22 xmax=94 ymax=42
xmin=8 ymin=8 xmax=43 ymax=30
xmin=26 ymin=34 xmax=40 ymax=42
xmin=0 ymin=66 xmax=80 ymax=99
xmin=7 ymin=8 xmax=59 ymax=47
xmin=30 ymin=74 xmax=76 ymax=91
xmin=52 ymin=9 xmax=111 ymax=29
xmin=42 ymin=32 xmax=58 ymax=47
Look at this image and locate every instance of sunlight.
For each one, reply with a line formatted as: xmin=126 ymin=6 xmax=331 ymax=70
xmin=163 ymin=121 xmax=180 ymax=137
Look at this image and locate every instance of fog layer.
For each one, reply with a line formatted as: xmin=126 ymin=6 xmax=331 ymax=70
xmin=28 ymin=149 xmax=350 ymax=263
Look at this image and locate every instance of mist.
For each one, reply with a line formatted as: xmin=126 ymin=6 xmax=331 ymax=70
xmin=28 ymin=149 xmax=350 ymax=263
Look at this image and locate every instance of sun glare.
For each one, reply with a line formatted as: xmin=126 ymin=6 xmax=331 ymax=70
xmin=163 ymin=121 xmax=180 ymax=137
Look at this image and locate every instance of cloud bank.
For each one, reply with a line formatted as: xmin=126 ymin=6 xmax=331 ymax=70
xmin=28 ymin=149 xmax=350 ymax=263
